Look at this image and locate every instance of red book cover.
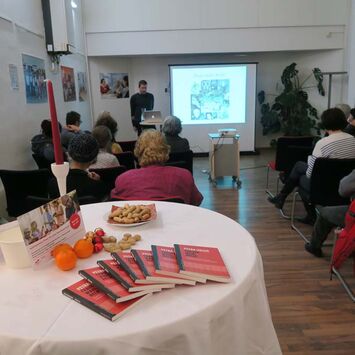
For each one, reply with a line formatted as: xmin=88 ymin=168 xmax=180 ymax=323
xmin=151 ymin=245 xmax=206 ymax=283
xmin=79 ymin=266 xmax=152 ymax=302
xmin=131 ymin=249 xmax=196 ymax=286
xmin=111 ymin=251 xmax=160 ymax=285
xmin=97 ymin=259 xmax=174 ymax=292
xmin=62 ymin=279 xmax=151 ymax=321
xmin=174 ymin=244 xmax=231 ymax=283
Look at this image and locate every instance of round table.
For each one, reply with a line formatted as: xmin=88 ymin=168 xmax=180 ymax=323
xmin=0 ymin=201 xmax=281 ymax=355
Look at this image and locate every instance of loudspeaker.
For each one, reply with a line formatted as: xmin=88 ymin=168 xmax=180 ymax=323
xmin=41 ymin=0 xmax=75 ymax=54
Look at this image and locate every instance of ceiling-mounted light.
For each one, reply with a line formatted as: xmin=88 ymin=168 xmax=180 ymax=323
xmin=71 ymin=1 xmax=77 ymax=8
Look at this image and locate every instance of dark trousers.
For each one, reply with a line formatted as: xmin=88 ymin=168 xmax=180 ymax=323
xmin=281 ymin=161 xmax=316 ymax=217
xmin=310 ymin=205 xmax=348 ymax=248
xmin=280 ymin=161 xmax=308 ymax=195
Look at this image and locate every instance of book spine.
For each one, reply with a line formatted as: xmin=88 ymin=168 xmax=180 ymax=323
xmin=78 ymin=270 xmax=118 ymax=302
xmin=131 ymin=249 xmax=150 ymax=277
xmin=151 ymin=245 xmax=160 ymax=270
xmin=97 ymin=261 xmax=132 ymax=290
xmin=111 ymin=252 xmax=138 ymax=281
xmin=174 ymin=244 xmax=185 ymax=272
xmin=62 ymin=288 xmax=114 ymax=321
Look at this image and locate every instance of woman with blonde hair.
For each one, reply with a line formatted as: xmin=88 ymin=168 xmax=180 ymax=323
xmin=111 ymin=130 xmax=203 ymax=205
xmin=95 ymin=111 xmax=123 ymax=154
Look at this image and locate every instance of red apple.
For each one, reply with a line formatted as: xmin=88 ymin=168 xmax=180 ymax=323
xmin=94 ymin=228 xmax=105 ymax=237
xmin=94 ymin=243 xmax=104 ymax=253
xmin=93 ymin=236 xmax=103 ymax=244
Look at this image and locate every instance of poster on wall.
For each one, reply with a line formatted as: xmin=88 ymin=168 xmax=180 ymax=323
xmin=77 ymin=72 xmax=87 ymax=102
xmin=8 ymin=64 xmax=19 ymax=90
xmin=61 ymin=66 xmax=77 ymax=102
xmin=22 ymin=54 xmax=47 ymax=104
xmin=99 ymin=73 xmax=129 ymax=99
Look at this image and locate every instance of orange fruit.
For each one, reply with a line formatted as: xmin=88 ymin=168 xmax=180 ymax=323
xmin=51 ymin=243 xmax=74 ymax=257
xmin=73 ymin=239 xmax=94 ymax=259
xmin=55 ymin=249 xmax=77 ymax=271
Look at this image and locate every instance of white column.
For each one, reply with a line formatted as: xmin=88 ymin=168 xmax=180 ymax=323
xmin=347 ymin=0 xmax=355 ymax=106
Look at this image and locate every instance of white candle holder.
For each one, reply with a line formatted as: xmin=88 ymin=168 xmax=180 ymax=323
xmin=51 ymin=162 xmax=69 ymax=196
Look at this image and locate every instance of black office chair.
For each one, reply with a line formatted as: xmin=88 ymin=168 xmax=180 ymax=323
xmin=32 ymin=154 xmax=52 ymax=169
xmin=0 ymin=169 xmax=52 ymax=217
xmin=89 ymin=166 xmax=127 ymax=191
xmin=26 ymin=195 xmax=98 ymax=211
xmin=117 ymin=140 xmax=136 ymax=152
xmin=114 ymin=151 xmax=136 ymax=170
xmin=291 ymin=158 xmax=355 ymax=242
xmin=166 ymin=150 xmax=193 ymax=174
xmin=266 ymin=136 xmax=315 ymax=218
xmin=32 ymin=153 xmax=67 ymax=170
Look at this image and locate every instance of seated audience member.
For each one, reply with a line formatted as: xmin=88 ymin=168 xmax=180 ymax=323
xmin=95 ymin=111 xmax=123 ymax=154
xmin=162 ymin=116 xmax=190 ymax=153
xmin=335 ymin=103 xmax=351 ymax=118
xmin=305 ymin=169 xmax=355 ymax=257
xmin=111 ymin=130 xmax=203 ymax=205
xmin=268 ymin=108 xmax=355 ymax=222
xmin=344 ymin=108 xmax=355 ymax=137
xmin=61 ymin=111 xmax=83 ymax=149
xmin=89 ymin=126 xmax=120 ymax=169
xmin=31 ymin=119 xmax=62 ymax=163
xmin=48 ymin=134 xmax=109 ymax=201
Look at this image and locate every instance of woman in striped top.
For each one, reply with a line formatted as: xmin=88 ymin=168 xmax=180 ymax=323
xmin=268 ymin=108 xmax=355 ymax=223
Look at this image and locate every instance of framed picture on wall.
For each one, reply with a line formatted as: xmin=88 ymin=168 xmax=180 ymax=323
xmin=22 ymin=54 xmax=47 ymax=104
xmin=99 ymin=73 xmax=129 ymax=99
xmin=61 ymin=66 xmax=77 ymax=102
xmin=77 ymin=72 xmax=87 ymax=102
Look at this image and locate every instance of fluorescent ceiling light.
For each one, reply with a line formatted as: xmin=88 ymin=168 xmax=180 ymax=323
xmin=71 ymin=1 xmax=77 ymax=8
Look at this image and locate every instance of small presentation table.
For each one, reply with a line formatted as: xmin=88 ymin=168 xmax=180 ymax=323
xmin=208 ymin=133 xmax=241 ymax=186
xmin=0 ymin=201 xmax=280 ymax=355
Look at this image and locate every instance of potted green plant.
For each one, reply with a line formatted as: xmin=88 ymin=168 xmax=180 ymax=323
xmin=258 ymin=63 xmax=325 ymax=139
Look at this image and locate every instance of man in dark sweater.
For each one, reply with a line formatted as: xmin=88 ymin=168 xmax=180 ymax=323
xmin=130 ymin=80 xmax=154 ymax=135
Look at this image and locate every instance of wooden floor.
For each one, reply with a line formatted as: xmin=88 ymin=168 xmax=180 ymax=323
xmin=194 ymin=151 xmax=355 ymax=355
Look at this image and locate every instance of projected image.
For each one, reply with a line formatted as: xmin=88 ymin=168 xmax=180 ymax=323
xmin=190 ymin=79 xmax=230 ymax=121
xmin=170 ymin=64 xmax=248 ymax=125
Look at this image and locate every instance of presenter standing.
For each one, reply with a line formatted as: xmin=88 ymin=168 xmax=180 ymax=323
xmin=130 ymin=80 xmax=154 ymax=135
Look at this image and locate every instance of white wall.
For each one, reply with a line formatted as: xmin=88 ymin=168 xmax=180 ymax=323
xmin=0 ymin=0 xmax=91 ymax=218
xmin=83 ymin=0 xmax=348 ymax=56
xmin=83 ymin=0 xmax=348 ymax=32
xmin=88 ymin=50 xmax=346 ymax=150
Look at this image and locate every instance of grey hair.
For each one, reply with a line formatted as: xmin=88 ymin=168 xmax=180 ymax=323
xmin=335 ymin=103 xmax=351 ymax=118
xmin=162 ymin=116 xmax=182 ymax=136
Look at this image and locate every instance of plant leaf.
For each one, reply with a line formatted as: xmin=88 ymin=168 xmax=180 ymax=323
xmin=313 ymin=68 xmax=325 ymax=96
xmin=257 ymin=90 xmax=265 ymax=104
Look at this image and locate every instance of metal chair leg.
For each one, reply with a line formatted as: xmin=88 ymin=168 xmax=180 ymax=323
xmin=291 ymin=194 xmax=334 ymax=246
xmin=331 ymin=266 xmax=355 ymax=302
xmin=265 ymin=166 xmax=274 ymax=197
xmin=291 ymin=191 xmax=310 ymax=242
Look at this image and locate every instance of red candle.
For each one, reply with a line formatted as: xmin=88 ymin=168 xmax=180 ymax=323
xmin=46 ymin=80 xmax=64 ymax=164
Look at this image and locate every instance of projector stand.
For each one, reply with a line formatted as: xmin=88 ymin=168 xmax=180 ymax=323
xmin=208 ymin=133 xmax=241 ymax=188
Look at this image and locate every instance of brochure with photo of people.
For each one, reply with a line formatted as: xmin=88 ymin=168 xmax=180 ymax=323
xmin=17 ymin=190 xmax=86 ymax=268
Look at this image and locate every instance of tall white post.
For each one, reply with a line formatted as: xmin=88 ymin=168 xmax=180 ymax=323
xmin=347 ymin=0 xmax=355 ymax=106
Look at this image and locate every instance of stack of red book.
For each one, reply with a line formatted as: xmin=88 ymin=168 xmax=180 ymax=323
xmin=63 ymin=244 xmax=231 ymax=321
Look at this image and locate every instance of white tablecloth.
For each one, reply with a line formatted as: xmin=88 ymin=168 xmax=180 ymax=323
xmin=0 ymin=201 xmax=281 ymax=355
